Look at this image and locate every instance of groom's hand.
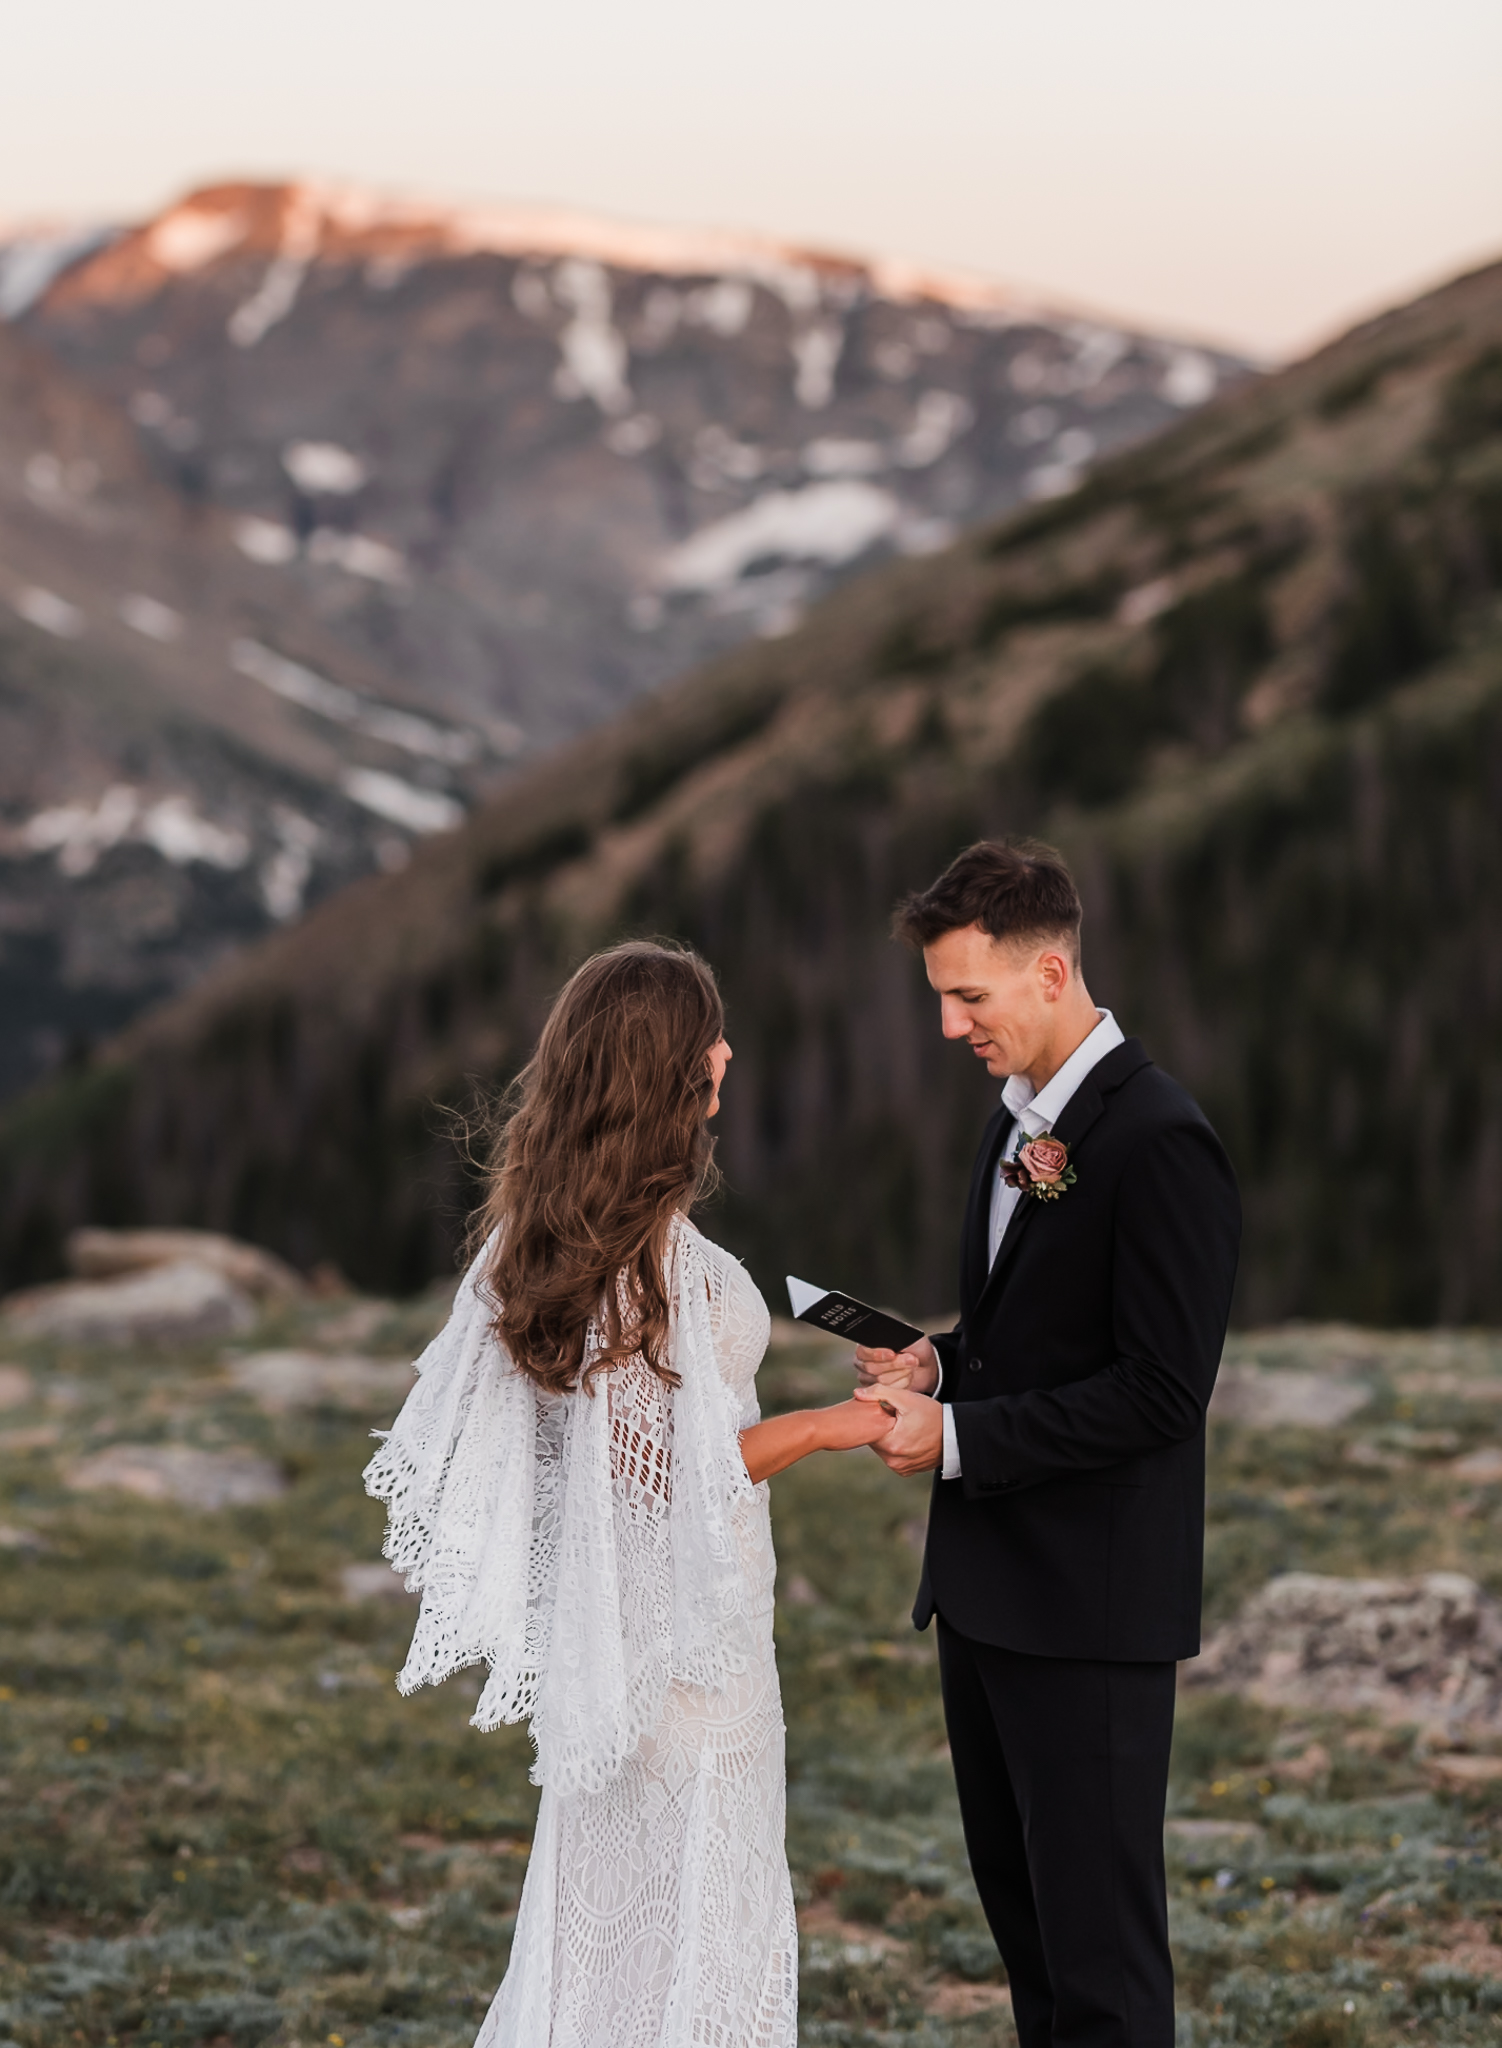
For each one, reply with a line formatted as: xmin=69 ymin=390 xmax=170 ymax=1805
xmin=852 ymin=1384 xmax=944 ymax=1474
xmin=853 ymin=1335 xmax=940 ymax=1395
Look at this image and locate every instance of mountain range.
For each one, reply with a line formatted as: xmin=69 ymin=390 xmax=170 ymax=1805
xmin=3 ymin=253 xmax=1498 ymax=1323
xmin=0 ymin=181 xmax=1246 ymax=1098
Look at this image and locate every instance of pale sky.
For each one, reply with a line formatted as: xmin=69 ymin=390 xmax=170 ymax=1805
xmin=3 ymin=0 xmax=1499 ymax=357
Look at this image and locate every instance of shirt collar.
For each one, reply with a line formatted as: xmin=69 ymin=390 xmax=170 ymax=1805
xmin=1001 ymin=1008 xmax=1125 ymax=1136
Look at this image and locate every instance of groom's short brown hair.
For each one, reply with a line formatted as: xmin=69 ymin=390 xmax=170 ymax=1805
xmin=894 ymin=838 xmax=1083 ymax=958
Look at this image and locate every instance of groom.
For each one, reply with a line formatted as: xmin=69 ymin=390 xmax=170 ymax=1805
xmin=854 ymin=839 xmax=1240 ymax=2048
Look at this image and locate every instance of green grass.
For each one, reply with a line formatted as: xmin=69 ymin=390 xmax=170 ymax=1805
xmin=7 ymin=1312 xmax=1502 ymax=2045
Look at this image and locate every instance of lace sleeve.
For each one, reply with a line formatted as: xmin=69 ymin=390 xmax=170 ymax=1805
xmin=610 ymin=1354 xmax=674 ymax=1503
xmin=361 ymin=1238 xmax=542 ymax=1720
xmin=363 ymin=1217 xmax=756 ymax=1798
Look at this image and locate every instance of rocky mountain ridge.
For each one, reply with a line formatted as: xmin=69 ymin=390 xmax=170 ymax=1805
xmin=4 ymin=251 xmax=1497 ymax=1317
xmin=13 ymin=179 xmax=1246 ymax=740
xmin=17 ymin=237 xmax=1502 ymax=1324
xmin=0 ymin=321 xmax=520 ymax=1097
xmin=0 ymin=181 xmax=1249 ymax=1102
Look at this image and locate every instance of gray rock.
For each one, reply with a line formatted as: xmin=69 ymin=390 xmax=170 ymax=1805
xmin=64 ymin=1441 xmax=286 ymax=1508
xmin=340 ymin=1560 xmax=416 ymax=1602
xmin=226 ymin=1349 xmax=413 ymax=1412
xmin=67 ymin=1227 xmax=306 ymax=1301
xmin=1189 ymin=1570 xmax=1502 ymax=1733
xmin=1453 ymin=1448 xmax=1502 ymax=1483
xmin=1209 ymin=1364 xmax=1373 ymax=1429
xmin=3 ymin=1259 xmax=257 ymax=1345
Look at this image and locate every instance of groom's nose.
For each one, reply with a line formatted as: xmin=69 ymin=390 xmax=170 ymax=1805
xmin=939 ymin=997 xmax=974 ymax=1040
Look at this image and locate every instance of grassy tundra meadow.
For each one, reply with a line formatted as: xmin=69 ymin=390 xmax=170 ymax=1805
xmin=8 ymin=1285 xmax=1502 ymax=2046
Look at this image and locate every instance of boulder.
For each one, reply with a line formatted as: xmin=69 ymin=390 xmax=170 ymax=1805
xmin=1209 ymin=1364 xmax=1372 ymax=1429
xmin=340 ymin=1560 xmax=416 ymax=1602
xmin=3 ymin=1260 xmax=256 ymax=1345
xmin=65 ymin=1441 xmax=286 ymax=1508
xmin=66 ymin=1227 xmax=305 ymax=1301
xmin=0 ymin=1363 xmax=32 ymax=1408
xmin=226 ymin=1350 xmax=414 ymax=1412
xmin=1427 ymin=1753 xmax=1502 ymax=1790
xmin=1453 ymin=1448 xmax=1502 ymax=1483
xmin=1189 ymin=1571 xmax=1502 ymax=1734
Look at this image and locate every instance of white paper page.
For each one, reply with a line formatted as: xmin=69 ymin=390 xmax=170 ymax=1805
xmin=785 ymin=1275 xmax=828 ymax=1318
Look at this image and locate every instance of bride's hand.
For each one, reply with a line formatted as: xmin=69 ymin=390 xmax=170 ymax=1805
xmin=817 ymin=1397 xmax=898 ymax=1452
xmin=854 ymin=1335 xmax=939 ymax=1395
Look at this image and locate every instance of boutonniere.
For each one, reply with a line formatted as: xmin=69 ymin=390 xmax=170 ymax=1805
xmin=1000 ymin=1134 xmax=1076 ymax=1202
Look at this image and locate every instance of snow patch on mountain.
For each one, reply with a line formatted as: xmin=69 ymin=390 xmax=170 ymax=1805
xmin=305 ymin=529 xmax=407 ymax=585
xmin=339 ymin=768 xmax=463 ymax=834
xmin=228 ymin=192 xmax=321 ymax=347
xmin=1162 ymin=348 xmax=1218 ymax=407
xmin=230 ymin=641 xmax=476 ymax=762
xmin=689 ymin=426 xmax=766 ymax=486
xmin=683 ymin=280 xmax=753 ymax=337
xmin=119 ymin=594 xmax=184 ymax=642
xmin=803 ymin=439 xmax=886 ymax=478
xmin=20 ymin=785 xmax=249 ymax=876
xmin=791 ymin=320 xmax=843 ymax=409
xmin=1063 ymin=324 xmax=1131 ymax=391
xmin=283 ymin=441 xmax=368 ymax=494
xmin=149 ymin=205 xmax=249 ymax=273
xmin=1024 ymin=459 xmax=1085 ymax=503
xmin=897 ymin=390 xmax=975 ymax=469
xmin=260 ymin=808 xmax=322 ymax=921
xmin=13 ymin=587 xmax=85 ymax=638
xmin=23 ymin=451 xmax=99 ymax=517
xmin=234 ymin=517 xmax=299 ymax=565
xmin=605 ymin=413 xmax=663 ymax=457
xmin=228 ymin=257 xmax=306 ymax=347
xmin=551 ymin=260 xmax=631 ymax=415
xmin=140 ymin=796 xmax=252 ymax=869
xmin=662 ymin=482 xmax=900 ymax=591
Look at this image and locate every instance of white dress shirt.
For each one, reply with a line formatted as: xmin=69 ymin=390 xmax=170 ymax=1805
xmin=939 ymin=1009 xmax=1125 ymax=1480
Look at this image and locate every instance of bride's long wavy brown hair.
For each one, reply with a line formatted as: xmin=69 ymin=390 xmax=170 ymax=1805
xmin=476 ymin=941 xmax=725 ymax=1393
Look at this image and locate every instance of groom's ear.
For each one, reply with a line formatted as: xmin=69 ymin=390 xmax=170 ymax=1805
xmin=1036 ymin=946 xmax=1074 ymax=1000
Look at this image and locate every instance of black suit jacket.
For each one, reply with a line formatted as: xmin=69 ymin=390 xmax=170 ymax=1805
xmin=914 ymin=1038 xmax=1240 ymax=1662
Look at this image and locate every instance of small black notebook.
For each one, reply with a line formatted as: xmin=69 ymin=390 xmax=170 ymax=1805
xmin=785 ymin=1276 xmax=925 ymax=1352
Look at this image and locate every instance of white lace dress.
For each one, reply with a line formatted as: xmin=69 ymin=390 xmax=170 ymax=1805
xmin=364 ymin=1218 xmax=797 ymax=2048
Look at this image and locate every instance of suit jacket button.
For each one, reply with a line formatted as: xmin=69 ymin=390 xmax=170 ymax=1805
xmin=968 ymin=1356 xmax=982 ymax=1372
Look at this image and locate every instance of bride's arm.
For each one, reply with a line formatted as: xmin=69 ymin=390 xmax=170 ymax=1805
xmin=739 ymin=1399 xmax=894 ymax=1484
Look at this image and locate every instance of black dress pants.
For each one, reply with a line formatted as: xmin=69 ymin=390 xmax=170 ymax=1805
xmin=936 ymin=1618 xmax=1177 ymax=2048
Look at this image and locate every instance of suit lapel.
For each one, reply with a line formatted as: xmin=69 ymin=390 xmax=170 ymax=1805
xmin=968 ymin=1039 xmax=1151 ymax=1321
xmin=961 ymin=1107 xmax=1012 ymax=1313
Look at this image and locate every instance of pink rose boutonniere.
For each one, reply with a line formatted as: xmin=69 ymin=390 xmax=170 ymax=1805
xmin=1000 ymin=1134 xmax=1077 ymax=1202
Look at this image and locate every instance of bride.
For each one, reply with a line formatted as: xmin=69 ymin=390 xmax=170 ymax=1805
xmin=365 ymin=939 xmax=894 ymax=2047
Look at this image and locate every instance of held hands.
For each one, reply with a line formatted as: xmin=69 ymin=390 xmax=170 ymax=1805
xmin=818 ymin=1397 xmax=901 ymax=1453
xmin=852 ymin=1383 xmax=945 ymax=1475
xmin=853 ymin=1335 xmax=940 ymax=1395
xmin=850 ymin=1337 xmax=944 ymax=1476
